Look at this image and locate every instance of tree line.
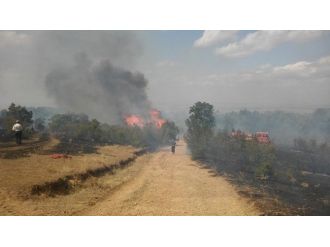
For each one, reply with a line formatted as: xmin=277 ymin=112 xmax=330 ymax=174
xmin=216 ymin=108 xmax=330 ymax=146
xmin=49 ymin=113 xmax=179 ymax=149
xmin=185 ymin=102 xmax=330 ymax=214
xmin=0 ymin=103 xmax=179 ymax=150
xmin=185 ymin=102 xmax=275 ymax=179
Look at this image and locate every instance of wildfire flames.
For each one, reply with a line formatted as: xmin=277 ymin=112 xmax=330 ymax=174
xmin=150 ymin=109 xmax=166 ymax=128
xmin=124 ymin=109 xmax=166 ymax=129
xmin=124 ymin=114 xmax=145 ymax=128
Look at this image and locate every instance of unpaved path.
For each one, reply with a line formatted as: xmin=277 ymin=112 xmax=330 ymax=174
xmin=83 ymin=141 xmax=261 ymax=215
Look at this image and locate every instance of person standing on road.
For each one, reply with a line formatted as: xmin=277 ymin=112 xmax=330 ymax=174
xmin=12 ymin=120 xmax=23 ymax=145
xmin=171 ymin=141 xmax=176 ymax=154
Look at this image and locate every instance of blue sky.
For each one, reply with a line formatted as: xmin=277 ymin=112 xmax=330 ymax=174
xmin=142 ymin=30 xmax=330 ymax=71
xmin=135 ymin=31 xmax=330 ymax=113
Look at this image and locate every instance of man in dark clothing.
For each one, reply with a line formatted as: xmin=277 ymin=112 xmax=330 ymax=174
xmin=12 ymin=120 xmax=23 ymax=145
xmin=171 ymin=141 xmax=176 ymax=154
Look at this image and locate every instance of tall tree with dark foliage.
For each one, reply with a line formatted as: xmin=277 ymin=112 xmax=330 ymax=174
xmin=185 ymin=102 xmax=215 ymax=160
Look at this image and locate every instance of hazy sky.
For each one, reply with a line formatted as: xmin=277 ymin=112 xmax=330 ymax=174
xmin=1 ymin=31 xmax=330 ymax=117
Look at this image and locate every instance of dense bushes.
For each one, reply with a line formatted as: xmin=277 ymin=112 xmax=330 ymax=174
xmin=48 ymin=113 xmax=179 ymax=149
xmin=205 ymin=131 xmax=276 ymax=179
xmin=186 ymin=102 xmax=330 ymax=180
xmin=185 ymin=102 xmax=330 ymax=214
xmin=0 ymin=103 xmax=34 ymax=141
xmin=185 ymin=102 xmax=290 ymax=180
xmin=216 ymin=108 xmax=330 ymax=146
xmin=1 ymin=102 xmax=179 ymax=149
xmin=49 ymin=114 xmax=102 ymax=143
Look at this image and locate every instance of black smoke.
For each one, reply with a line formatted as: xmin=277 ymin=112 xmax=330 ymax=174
xmin=45 ymin=53 xmax=151 ymax=124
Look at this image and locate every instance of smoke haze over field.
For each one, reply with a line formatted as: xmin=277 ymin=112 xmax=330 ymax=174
xmin=0 ymin=31 xmax=142 ymax=104
xmin=1 ymin=30 xmax=330 ymax=124
xmin=45 ymin=54 xmax=151 ymax=123
xmin=0 ymin=31 xmax=153 ymax=123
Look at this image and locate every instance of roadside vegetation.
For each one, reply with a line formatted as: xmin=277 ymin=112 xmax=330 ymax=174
xmin=0 ymin=103 xmax=179 ymax=152
xmin=216 ymin=108 xmax=330 ymax=146
xmin=0 ymin=103 xmax=34 ymax=141
xmin=49 ymin=113 xmax=179 ymax=152
xmin=0 ymin=103 xmax=179 ymax=215
xmin=185 ymin=101 xmax=330 ymax=215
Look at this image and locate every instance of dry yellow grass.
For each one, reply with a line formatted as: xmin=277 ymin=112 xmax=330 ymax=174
xmin=83 ymin=140 xmax=261 ymax=216
xmin=0 ymin=139 xmax=261 ymax=216
xmin=0 ymin=138 xmax=138 ymax=215
xmin=0 ymin=144 xmax=137 ymax=193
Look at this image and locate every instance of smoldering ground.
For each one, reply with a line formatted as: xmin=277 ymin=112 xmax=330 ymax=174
xmin=45 ymin=53 xmax=151 ymax=124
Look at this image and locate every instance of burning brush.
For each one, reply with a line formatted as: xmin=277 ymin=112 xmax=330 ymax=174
xmin=124 ymin=109 xmax=166 ymax=129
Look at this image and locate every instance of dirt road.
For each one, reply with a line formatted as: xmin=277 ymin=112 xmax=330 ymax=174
xmin=83 ymin=141 xmax=261 ymax=215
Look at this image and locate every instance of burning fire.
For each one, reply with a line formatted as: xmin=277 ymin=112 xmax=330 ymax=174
xmin=124 ymin=109 xmax=166 ymax=129
xmin=150 ymin=109 xmax=166 ymax=128
xmin=124 ymin=114 xmax=144 ymax=128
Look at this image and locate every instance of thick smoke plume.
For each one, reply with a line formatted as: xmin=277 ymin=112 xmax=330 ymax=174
xmin=45 ymin=53 xmax=151 ymax=124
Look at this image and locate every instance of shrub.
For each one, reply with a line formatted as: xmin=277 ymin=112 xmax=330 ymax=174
xmin=255 ymin=161 xmax=273 ymax=179
xmin=48 ymin=113 xmax=180 ymax=150
xmin=0 ymin=103 xmax=34 ymax=141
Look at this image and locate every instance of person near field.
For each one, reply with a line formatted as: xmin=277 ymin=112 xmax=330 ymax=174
xmin=12 ymin=120 xmax=23 ymax=145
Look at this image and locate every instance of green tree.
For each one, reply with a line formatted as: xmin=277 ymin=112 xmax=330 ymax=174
xmin=160 ymin=121 xmax=179 ymax=144
xmin=49 ymin=113 xmax=94 ymax=142
xmin=0 ymin=103 xmax=34 ymax=140
xmin=7 ymin=103 xmax=33 ymax=126
xmin=185 ymin=102 xmax=215 ymax=159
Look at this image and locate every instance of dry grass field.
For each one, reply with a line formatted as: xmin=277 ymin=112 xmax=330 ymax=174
xmin=0 ymin=139 xmax=261 ymax=216
xmin=0 ymin=138 xmax=139 ymax=215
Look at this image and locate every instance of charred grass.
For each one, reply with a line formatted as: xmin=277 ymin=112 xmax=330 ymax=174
xmin=202 ymin=163 xmax=330 ymax=216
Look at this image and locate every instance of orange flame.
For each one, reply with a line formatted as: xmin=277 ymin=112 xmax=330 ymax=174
xmin=124 ymin=114 xmax=144 ymax=128
xmin=124 ymin=109 xmax=166 ymax=129
xmin=150 ymin=109 xmax=166 ymax=128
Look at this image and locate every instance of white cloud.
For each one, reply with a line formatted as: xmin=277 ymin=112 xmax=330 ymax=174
xmin=215 ymin=31 xmax=324 ymax=58
xmin=219 ymin=55 xmax=330 ymax=82
xmin=0 ymin=31 xmax=30 ymax=47
xmin=194 ymin=30 xmax=238 ymax=47
xmin=272 ymin=56 xmax=330 ymax=79
xmin=273 ymin=61 xmax=312 ymax=74
xmin=198 ymin=55 xmax=330 ymax=110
